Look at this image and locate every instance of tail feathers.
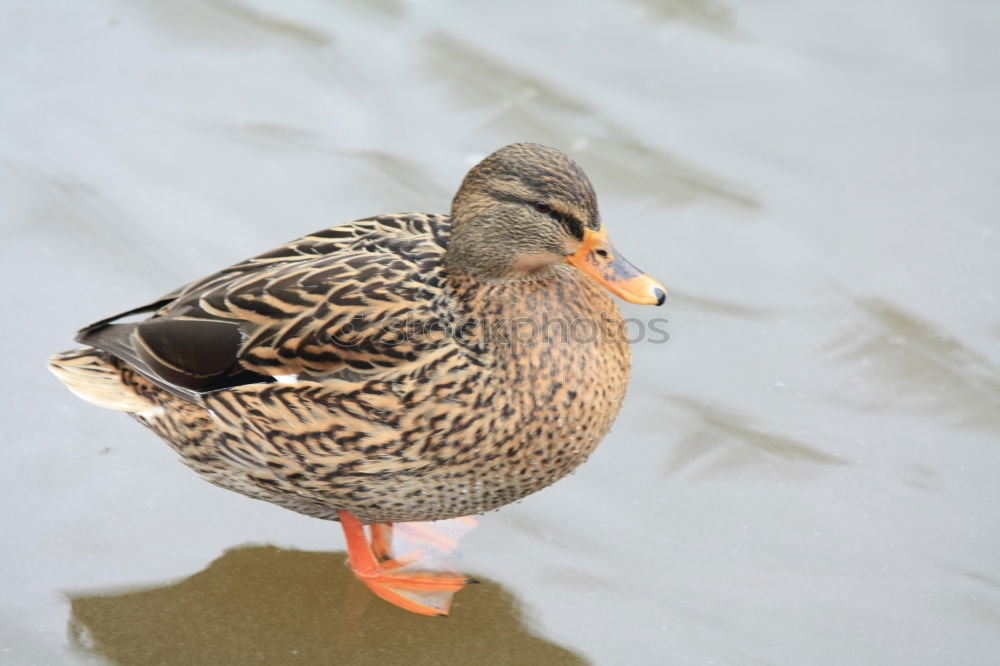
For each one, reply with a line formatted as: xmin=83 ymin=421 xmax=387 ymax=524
xmin=48 ymin=349 xmax=155 ymax=413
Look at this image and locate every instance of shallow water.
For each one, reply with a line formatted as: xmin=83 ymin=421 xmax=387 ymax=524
xmin=3 ymin=1 xmax=1000 ymax=664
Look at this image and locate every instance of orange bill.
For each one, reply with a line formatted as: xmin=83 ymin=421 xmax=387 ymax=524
xmin=567 ymin=225 xmax=666 ymax=305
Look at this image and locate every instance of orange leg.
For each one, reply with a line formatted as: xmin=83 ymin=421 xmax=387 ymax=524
xmin=338 ymin=510 xmax=475 ymax=617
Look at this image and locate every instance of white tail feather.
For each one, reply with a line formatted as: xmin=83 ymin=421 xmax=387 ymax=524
xmin=48 ymin=349 xmax=154 ymax=413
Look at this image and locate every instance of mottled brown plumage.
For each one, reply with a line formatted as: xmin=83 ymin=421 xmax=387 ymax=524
xmin=49 ymin=143 xmax=663 ymax=528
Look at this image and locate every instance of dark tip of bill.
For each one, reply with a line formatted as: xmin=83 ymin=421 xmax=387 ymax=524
xmin=653 ymin=287 xmax=666 ymax=306
xmin=466 ymin=578 xmax=480 ymax=585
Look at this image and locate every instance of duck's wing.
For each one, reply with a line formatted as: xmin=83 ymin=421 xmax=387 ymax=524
xmin=77 ymin=214 xmax=455 ymax=403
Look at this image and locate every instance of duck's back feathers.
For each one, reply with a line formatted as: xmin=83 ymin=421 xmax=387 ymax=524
xmin=75 ymin=214 xmax=454 ymax=404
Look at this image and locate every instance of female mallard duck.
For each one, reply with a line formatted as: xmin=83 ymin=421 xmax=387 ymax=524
xmin=49 ymin=143 xmax=665 ymax=615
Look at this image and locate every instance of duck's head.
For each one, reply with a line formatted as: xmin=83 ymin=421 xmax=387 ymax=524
xmin=446 ymin=143 xmax=665 ymax=306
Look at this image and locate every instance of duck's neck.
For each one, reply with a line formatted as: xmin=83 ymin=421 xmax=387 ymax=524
xmin=444 ymin=264 xmax=629 ymax=371
xmin=443 ymin=208 xmax=567 ymax=280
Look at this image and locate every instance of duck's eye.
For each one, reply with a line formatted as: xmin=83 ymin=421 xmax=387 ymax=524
xmin=533 ymin=201 xmax=552 ymax=214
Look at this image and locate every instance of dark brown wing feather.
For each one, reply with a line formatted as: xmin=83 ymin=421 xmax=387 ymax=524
xmin=76 ymin=214 xmax=453 ymax=403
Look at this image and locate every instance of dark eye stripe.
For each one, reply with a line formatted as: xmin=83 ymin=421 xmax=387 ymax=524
xmin=562 ymin=214 xmax=584 ymax=241
xmin=532 ymin=200 xmax=584 ymax=240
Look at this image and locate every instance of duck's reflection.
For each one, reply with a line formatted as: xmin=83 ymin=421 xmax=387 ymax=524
xmin=67 ymin=545 xmax=584 ymax=665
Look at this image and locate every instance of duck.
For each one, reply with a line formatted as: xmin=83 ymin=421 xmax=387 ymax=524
xmin=49 ymin=143 xmax=666 ymax=616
